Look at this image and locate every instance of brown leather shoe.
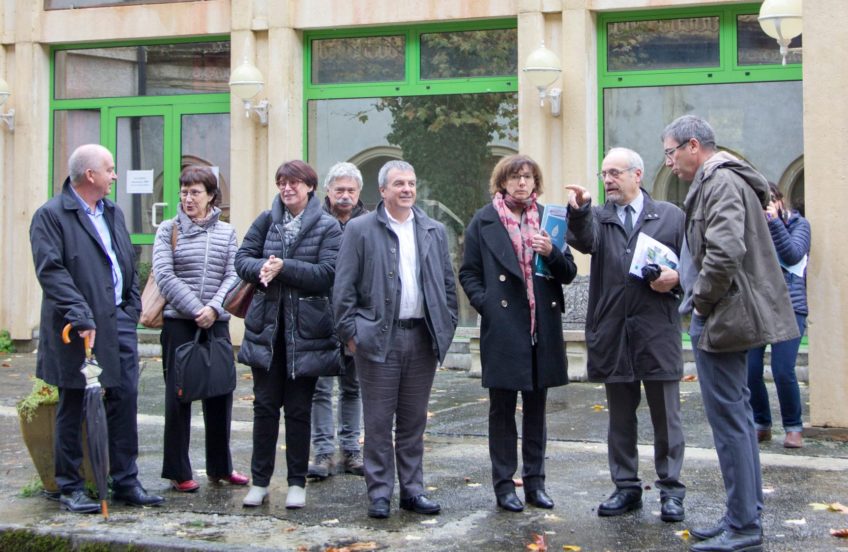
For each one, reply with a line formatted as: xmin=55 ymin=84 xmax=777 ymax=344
xmin=756 ymin=429 xmax=772 ymax=443
xmin=783 ymin=430 xmax=803 ymax=448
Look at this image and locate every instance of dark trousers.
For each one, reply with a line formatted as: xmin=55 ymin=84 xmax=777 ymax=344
xmin=747 ymin=313 xmax=806 ymax=432
xmin=488 ymin=387 xmax=548 ymax=496
xmin=356 ymin=324 xmax=437 ymax=501
xmin=160 ymin=318 xmax=234 ymax=482
xmin=605 ymin=380 xmax=685 ymax=499
xmin=690 ymin=314 xmax=763 ymax=534
xmin=250 ymin=362 xmax=317 ymax=488
xmin=55 ymin=306 xmax=140 ymax=493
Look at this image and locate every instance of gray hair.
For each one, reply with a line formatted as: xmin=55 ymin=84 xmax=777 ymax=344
xmin=377 ymin=160 xmax=415 ymax=189
xmin=323 ymin=162 xmax=363 ymax=191
xmin=662 ymin=115 xmax=716 ymax=149
xmin=69 ymin=144 xmax=111 ymax=185
xmin=607 ymin=147 xmax=645 ymax=173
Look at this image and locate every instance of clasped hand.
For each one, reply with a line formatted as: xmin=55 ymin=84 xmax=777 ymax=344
xmin=259 ymin=254 xmax=283 ymax=286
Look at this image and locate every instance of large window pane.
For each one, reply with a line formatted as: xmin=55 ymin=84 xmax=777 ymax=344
xmin=420 ymin=29 xmax=517 ymax=79
xmin=603 ymin=81 xmax=803 ymax=204
xmin=311 ymin=36 xmax=405 ymax=84
xmin=181 ymin=113 xmax=231 ymax=221
xmin=55 ymin=42 xmax=230 ymax=99
xmin=46 ymin=0 xmax=193 ymax=9
xmin=308 ymin=93 xmax=518 ymax=326
xmin=737 ymin=14 xmax=802 ymax=65
xmin=52 ymin=110 xmax=101 ymax=196
xmin=607 ymin=17 xmax=719 ymax=71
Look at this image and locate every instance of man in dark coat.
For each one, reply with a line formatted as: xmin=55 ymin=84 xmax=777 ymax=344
xmin=333 ymin=160 xmax=458 ymax=519
xmin=566 ymin=147 xmax=686 ymax=523
xmin=308 ymin=161 xmax=368 ymax=480
xmin=30 ymin=144 xmax=164 ymax=513
xmin=663 ymin=115 xmax=798 ymax=552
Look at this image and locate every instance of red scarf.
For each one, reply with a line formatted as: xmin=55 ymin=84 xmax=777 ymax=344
xmin=493 ymin=191 xmax=541 ymax=338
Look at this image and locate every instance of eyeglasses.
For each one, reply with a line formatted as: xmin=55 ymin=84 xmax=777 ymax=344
xmin=663 ymin=141 xmax=689 ymax=159
xmin=278 ymin=179 xmax=305 ymax=189
xmin=597 ymin=167 xmax=636 ymax=180
xmin=508 ymin=173 xmax=535 ymax=182
xmin=179 ymin=189 xmax=206 ymax=199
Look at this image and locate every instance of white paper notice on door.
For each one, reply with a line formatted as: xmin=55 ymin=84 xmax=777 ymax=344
xmin=126 ymin=169 xmax=154 ymax=194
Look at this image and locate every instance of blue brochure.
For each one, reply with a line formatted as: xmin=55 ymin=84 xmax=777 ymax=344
xmin=534 ymin=204 xmax=568 ymax=278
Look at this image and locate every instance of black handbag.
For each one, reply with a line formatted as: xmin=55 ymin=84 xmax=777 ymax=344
xmin=174 ymin=328 xmax=237 ymax=403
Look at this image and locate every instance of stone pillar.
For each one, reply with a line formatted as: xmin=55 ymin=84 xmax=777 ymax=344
xmin=804 ymin=0 xmax=848 ymax=429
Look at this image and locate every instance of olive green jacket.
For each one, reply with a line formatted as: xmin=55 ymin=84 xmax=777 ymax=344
xmin=683 ymin=151 xmax=799 ymax=353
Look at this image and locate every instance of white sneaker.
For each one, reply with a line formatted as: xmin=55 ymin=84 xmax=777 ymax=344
xmin=242 ymin=485 xmax=269 ymax=507
xmin=286 ymin=485 xmax=306 ymax=509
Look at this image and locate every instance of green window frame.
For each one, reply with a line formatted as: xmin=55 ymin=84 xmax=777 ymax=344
xmin=303 ymin=19 xmax=518 ymax=146
xmin=48 ymin=35 xmax=231 ymax=204
xmin=597 ymin=4 xmax=803 ymax=345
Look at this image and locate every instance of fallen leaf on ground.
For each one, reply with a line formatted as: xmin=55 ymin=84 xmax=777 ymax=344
xmin=322 ymin=519 xmax=339 ymax=525
xmin=347 ymin=542 xmax=379 ymax=550
xmin=591 ymin=404 xmax=605 ymax=412
xmin=681 ymin=374 xmax=697 ymax=382
xmin=810 ymin=503 xmax=831 ymax=510
xmin=675 ymin=529 xmax=690 ymax=540
xmin=783 ymin=518 xmax=807 ymax=526
xmin=427 ymin=411 xmax=434 ymax=419
xmin=514 ymin=478 xmax=524 ymax=487
xmin=285 ymin=527 xmax=296 ymax=533
xmin=762 ymin=487 xmax=775 ymax=494
xmin=420 ymin=518 xmax=438 ymax=525
xmin=242 ymin=373 xmax=253 ymax=380
xmin=527 ymin=534 xmax=547 ymax=551
xmin=426 ymin=486 xmax=438 ymax=491
xmin=829 ymin=503 xmax=848 ymax=514
xmin=831 ymin=528 xmax=848 ymax=538
xmin=562 ymin=546 xmax=582 ymax=551
xmin=239 ymin=395 xmax=255 ymax=401
xmin=1 ymin=363 xmax=10 ymax=367
xmin=466 ymin=482 xmax=481 ymax=487
xmin=405 ymin=535 xmax=423 ymax=541
xmin=464 ymin=477 xmax=472 ymax=482
xmin=543 ymin=514 xmax=562 ymax=521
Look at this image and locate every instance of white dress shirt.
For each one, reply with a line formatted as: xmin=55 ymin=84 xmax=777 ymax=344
xmin=387 ymin=210 xmax=424 ymax=319
xmin=616 ymin=189 xmax=644 ymax=227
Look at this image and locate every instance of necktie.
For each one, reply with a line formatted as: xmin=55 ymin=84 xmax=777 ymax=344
xmin=624 ymin=205 xmax=634 ymax=235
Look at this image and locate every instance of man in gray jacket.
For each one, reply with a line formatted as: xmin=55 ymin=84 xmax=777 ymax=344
xmin=662 ymin=115 xmax=798 ymax=552
xmin=333 ymin=160 xmax=458 ymax=519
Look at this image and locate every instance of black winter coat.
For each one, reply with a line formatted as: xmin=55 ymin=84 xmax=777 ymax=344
xmin=566 ymin=192 xmax=684 ymax=383
xmin=30 ymin=179 xmax=140 ymax=389
xmin=459 ymin=203 xmax=578 ymax=391
xmin=235 ymin=194 xmax=342 ymax=376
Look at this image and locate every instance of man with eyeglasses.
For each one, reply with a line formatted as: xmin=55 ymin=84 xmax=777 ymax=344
xmin=662 ymin=115 xmax=797 ymax=552
xmin=566 ymin=147 xmax=687 ymax=524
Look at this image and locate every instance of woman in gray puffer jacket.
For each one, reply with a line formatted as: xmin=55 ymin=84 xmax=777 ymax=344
xmin=235 ymin=160 xmax=342 ymax=510
xmin=154 ymin=165 xmax=248 ymax=493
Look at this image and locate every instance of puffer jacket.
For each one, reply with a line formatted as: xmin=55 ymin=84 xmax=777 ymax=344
xmin=768 ymin=212 xmax=810 ymax=316
xmin=683 ymin=151 xmax=799 ymax=353
xmin=153 ymin=206 xmax=238 ymax=320
xmin=236 ymin=194 xmax=342 ymax=377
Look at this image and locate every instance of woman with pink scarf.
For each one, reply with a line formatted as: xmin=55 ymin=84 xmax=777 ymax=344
xmin=460 ymin=154 xmax=577 ymax=513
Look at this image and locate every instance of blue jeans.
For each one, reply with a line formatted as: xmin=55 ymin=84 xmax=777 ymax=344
xmin=311 ymin=354 xmax=362 ymax=455
xmin=746 ymin=313 xmax=806 ymax=433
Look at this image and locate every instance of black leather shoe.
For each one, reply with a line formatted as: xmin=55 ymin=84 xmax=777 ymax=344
xmin=112 ymin=485 xmax=165 ymax=507
xmin=688 ymin=529 xmax=763 ymax=552
xmin=399 ymin=494 xmax=440 ymax=515
xmin=368 ymin=497 xmax=390 ymax=519
xmin=661 ymin=496 xmax=685 ymax=522
xmin=525 ymin=489 xmax=554 ymax=509
xmin=690 ymin=520 xmax=727 ymax=540
xmin=496 ymin=491 xmax=524 ymax=512
xmin=59 ymin=490 xmax=100 ymax=514
xmin=597 ymin=489 xmax=642 ymax=517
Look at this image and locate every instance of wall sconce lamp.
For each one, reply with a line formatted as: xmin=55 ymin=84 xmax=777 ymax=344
xmin=229 ymin=60 xmax=269 ymax=126
xmin=758 ymin=0 xmax=803 ymax=65
xmin=0 ymin=77 xmax=15 ymax=132
xmin=523 ymin=42 xmax=562 ymax=117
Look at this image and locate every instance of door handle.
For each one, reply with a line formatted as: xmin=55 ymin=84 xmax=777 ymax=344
xmin=151 ymin=202 xmax=167 ymax=228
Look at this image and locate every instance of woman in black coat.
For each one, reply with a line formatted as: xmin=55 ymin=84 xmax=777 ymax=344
xmin=459 ymin=154 xmax=577 ymax=512
xmin=235 ymin=160 xmax=342 ymax=510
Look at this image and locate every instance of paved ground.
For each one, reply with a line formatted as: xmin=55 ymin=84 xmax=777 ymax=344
xmin=1 ymin=352 xmax=847 ymax=551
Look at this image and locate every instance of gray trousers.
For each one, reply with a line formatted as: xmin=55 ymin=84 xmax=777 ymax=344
xmin=690 ymin=314 xmax=763 ymax=534
xmin=355 ymin=324 xmax=437 ymax=502
xmin=311 ymin=354 xmax=362 ymax=455
xmin=605 ymin=380 xmax=685 ymax=499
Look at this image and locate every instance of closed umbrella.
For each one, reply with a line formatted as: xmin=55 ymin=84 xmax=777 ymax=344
xmin=62 ymin=323 xmax=110 ymax=520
